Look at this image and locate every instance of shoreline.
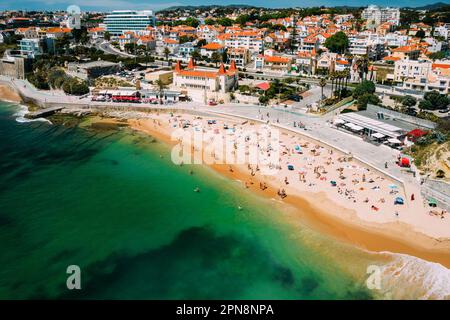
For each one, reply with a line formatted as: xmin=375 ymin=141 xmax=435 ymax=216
xmin=1 ymin=87 xmax=450 ymax=269
xmin=124 ymin=114 xmax=450 ymax=270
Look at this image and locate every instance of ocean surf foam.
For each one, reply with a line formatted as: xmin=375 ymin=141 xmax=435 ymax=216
xmin=376 ymin=252 xmax=450 ymax=300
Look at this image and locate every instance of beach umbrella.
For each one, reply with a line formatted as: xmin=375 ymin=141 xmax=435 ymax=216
xmin=388 ymin=184 xmax=398 ymax=189
xmin=428 ymin=197 xmax=437 ymax=207
xmin=287 ymin=164 xmax=294 ymax=170
xmin=330 ymin=181 xmax=337 ymax=187
xmin=394 ymin=197 xmax=404 ymax=205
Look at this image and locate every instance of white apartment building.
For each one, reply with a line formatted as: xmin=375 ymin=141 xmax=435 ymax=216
xmin=224 ymin=31 xmax=264 ymax=54
xmin=348 ymin=35 xmax=385 ymax=60
xmin=434 ymin=24 xmax=449 ymax=40
xmin=393 ymin=59 xmax=450 ymax=94
xmin=362 ymin=5 xmax=400 ymax=26
xmin=104 ymin=10 xmax=156 ymax=36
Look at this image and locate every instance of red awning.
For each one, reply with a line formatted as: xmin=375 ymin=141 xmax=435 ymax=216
xmin=255 ymin=82 xmax=270 ymax=91
xmin=407 ymin=129 xmax=428 ymax=138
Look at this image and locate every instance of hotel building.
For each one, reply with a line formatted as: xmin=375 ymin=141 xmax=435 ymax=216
xmin=104 ymin=10 xmax=156 ymax=36
xmin=362 ymin=5 xmax=400 ymax=26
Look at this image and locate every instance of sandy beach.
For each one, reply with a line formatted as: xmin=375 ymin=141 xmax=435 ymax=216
xmin=103 ymin=110 xmax=450 ymax=269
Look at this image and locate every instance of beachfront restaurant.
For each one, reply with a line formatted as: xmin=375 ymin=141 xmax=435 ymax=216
xmin=140 ymin=90 xmax=180 ymax=103
xmin=333 ymin=113 xmax=406 ymax=146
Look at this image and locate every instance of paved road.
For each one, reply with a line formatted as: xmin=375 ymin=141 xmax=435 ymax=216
xmin=92 ymin=39 xmax=135 ymax=58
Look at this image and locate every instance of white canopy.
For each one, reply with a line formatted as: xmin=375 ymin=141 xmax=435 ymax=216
xmin=351 ymin=125 xmax=364 ymax=132
xmin=372 ymin=132 xmax=385 ymax=139
xmin=344 ymin=123 xmax=355 ymax=129
xmin=333 ymin=119 xmax=345 ymax=125
xmin=388 ymin=138 xmax=402 ymax=144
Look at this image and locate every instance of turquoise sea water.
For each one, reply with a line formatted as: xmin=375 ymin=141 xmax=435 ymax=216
xmin=0 ymin=101 xmax=374 ymax=299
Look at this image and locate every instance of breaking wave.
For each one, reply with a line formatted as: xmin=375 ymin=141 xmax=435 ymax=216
xmin=14 ymin=104 xmax=51 ymax=124
xmin=377 ymin=252 xmax=450 ymax=300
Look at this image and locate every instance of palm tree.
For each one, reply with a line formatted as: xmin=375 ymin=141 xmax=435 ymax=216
xmin=330 ymin=72 xmax=337 ymax=98
xmin=211 ymin=51 xmax=221 ymax=67
xmin=356 ymin=55 xmax=369 ymax=82
xmin=191 ymin=50 xmax=201 ymax=62
xmin=318 ymin=77 xmax=327 ymax=106
xmin=163 ymin=47 xmax=170 ymax=65
xmin=154 ymin=79 xmax=168 ymax=104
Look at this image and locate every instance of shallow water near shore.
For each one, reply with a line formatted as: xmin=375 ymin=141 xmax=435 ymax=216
xmin=0 ymin=100 xmax=448 ymax=299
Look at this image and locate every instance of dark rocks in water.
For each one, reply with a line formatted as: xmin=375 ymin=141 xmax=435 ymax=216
xmin=90 ymin=122 xmax=128 ymax=130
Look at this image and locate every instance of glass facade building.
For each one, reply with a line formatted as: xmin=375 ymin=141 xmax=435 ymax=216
xmin=104 ymin=10 xmax=156 ymax=36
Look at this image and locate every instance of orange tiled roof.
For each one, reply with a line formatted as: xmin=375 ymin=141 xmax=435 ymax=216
xmin=383 ymin=56 xmax=401 ymax=61
xmin=393 ymin=45 xmax=419 ymax=53
xmin=264 ymin=55 xmax=290 ymax=63
xmin=432 ymin=63 xmax=450 ymax=69
xmin=201 ymin=42 xmax=223 ymax=50
xmin=177 ymin=70 xmax=218 ymax=78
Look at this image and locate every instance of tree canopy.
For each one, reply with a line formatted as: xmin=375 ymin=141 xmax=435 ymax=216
xmin=324 ymin=31 xmax=349 ymax=54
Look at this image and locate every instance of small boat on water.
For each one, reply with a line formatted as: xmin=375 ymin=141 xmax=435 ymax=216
xmin=194 ymin=187 xmax=200 ymax=193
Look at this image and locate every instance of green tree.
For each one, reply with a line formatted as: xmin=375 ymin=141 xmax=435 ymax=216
xmin=163 ymin=47 xmax=171 ymax=62
xmin=415 ymin=29 xmax=425 ymax=38
xmin=357 ymin=93 xmax=380 ymax=111
xmin=62 ymin=78 xmax=89 ymax=95
xmin=196 ymin=39 xmax=207 ymax=48
xmin=401 ymin=95 xmax=417 ymax=108
xmin=318 ymin=77 xmax=327 ymax=106
xmin=191 ymin=50 xmax=202 ymax=61
xmin=211 ymin=51 xmax=221 ymax=67
xmin=204 ymin=19 xmax=215 ymax=25
xmin=259 ymin=95 xmax=270 ymax=105
xmin=418 ymin=99 xmax=433 ymax=111
xmin=235 ymin=14 xmax=250 ymax=26
xmin=153 ymin=79 xmax=168 ymax=104
xmin=104 ymin=31 xmax=111 ymax=41
xmin=324 ymin=31 xmax=349 ymax=54
xmin=423 ymin=90 xmax=450 ymax=110
xmin=353 ymin=80 xmax=376 ymax=99
xmin=217 ymin=18 xmax=234 ymax=27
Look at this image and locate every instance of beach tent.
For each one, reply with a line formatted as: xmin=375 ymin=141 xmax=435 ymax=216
xmin=400 ymin=157 xmax=410 ymax=167
xmin=428 ymin=197 xmax=438 ymax=207
xmin=394 ymin=197 xmax=404 ymax=205
xmin=372 ymin=132 xmax=385 ymax=139
xmin=333 ymin=119 xmax=345 ymax=125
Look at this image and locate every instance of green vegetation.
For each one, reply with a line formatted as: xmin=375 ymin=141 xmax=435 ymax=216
xmin=94 ymin=77 xmax=133 ymax=88
xmin=351 ymin=80 xmax=378 ymax=111
xmin=324 ymin=31 xmax=349 ymax=54
xmin=418 ymin=91 xmax=450 ymax=111
xmin=173 ymin=17 xmax=199 ymax=28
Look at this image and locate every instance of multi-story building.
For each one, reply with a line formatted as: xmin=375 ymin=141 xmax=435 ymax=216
xmin=255 ymin=50 xmax=292 ymax=73
xmin=104 ymin=10 xmax=156 ymax=36
xmin=348 ymin=35 xmax=385 ymax=60
xmin=227 ymin=47 xmax=250 ymax=67
xmin=393 ymin=59 xmax=450 ymax=94
xmin=19 ymin=38 xmax=42 ymax=58
xmin=362 ymin=5 xmax=400 ymax=26
xmin=224 ymin=31 xmax=264 ymax=54
xmin=173 ymin=58 xmax=239 ymax=103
